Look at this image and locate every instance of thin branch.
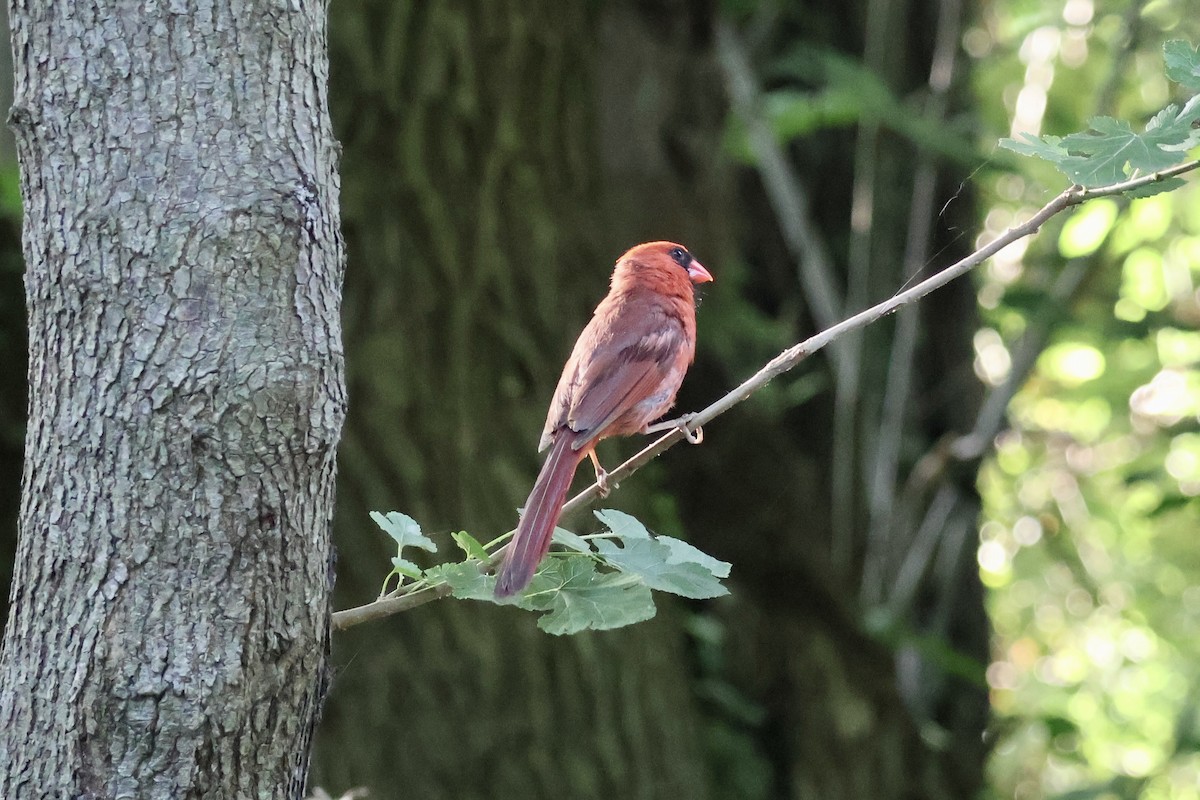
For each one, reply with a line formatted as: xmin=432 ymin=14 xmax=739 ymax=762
xmin=714 ymin=21 xmax=845 ymax=340
xmin=330 ymin=160 xmax=1200 ymax=632
xmin=713 ymin=17 xmax=857 ymax=578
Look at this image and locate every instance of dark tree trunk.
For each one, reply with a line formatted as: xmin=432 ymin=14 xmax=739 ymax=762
xmin=314 ymin=1 xmax=722 ymax=797
xmin=314 ymin=0 xmax=987 ymax=798
xmin=0 ymin=1 xmax=345 ymax=796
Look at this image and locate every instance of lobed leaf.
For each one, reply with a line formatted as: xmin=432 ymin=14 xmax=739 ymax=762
xmin=594 ymin=537 xmax=729 ymax=599
xmin=1164 ymin=39 xmax=1200 ymax=91
xmin=998 ymin=132 xmax=1066 ymax=163
xmin=425 ymin=561 xmax=494 ymax=601
xmin=593 ymin=508 xmax=651 ymax=539
xmin=390 ymin=557 xmax=424 ymax=581
xmin=550 ymin=526 xmax=593 ymax=552
xmin=381 ymin=508 xmax=730 ymax=635
xmin=519 ymin=558 xmax=657 ymax=635
xmin=1001 ymin=40 xmax=1200 ymax=187
xmin=370 ymin=511 xmax=437 ymax=554
xmin=658 ymin=535 xmax=733 ymax=579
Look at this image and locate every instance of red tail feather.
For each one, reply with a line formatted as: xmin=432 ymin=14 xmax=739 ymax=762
xmin=495 ymin=436 xmax=586 ymax=597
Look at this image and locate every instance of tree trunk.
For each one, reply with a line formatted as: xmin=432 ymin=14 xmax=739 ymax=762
xmin=0 ymin=1 xmax=345 ymax=797
xmin=313 ymin=1 xmax=988 ymax=798
xmin=313 ymin=2 xmax=721 ymax=797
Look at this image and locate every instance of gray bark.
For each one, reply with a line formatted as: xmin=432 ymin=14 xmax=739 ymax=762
xmin=0 ymin=1 xmax=344 ymax=798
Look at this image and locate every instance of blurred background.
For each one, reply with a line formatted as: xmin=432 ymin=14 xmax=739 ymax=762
xmin=3 ymin=0 xmax=1200 ymax=798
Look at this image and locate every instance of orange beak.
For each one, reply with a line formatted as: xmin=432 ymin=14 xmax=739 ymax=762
xmin=687 ymin=261 xmax=714 ymax=284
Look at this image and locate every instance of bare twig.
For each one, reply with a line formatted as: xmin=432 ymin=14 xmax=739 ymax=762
xmin=714 ymin=18 xmax=856 ymax=577
xmin=330 ymin=160 xmax=1200 ymax=632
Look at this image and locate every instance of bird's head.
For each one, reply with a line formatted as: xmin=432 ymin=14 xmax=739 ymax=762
xmin=612 ymin=241 xmax=714 ymax=294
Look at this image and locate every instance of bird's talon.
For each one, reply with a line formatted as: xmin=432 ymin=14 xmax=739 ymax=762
xmin=595 ymin=470 xmax=611 ymax=497
xmin=684 ymin=424 xmax=703 ymax=444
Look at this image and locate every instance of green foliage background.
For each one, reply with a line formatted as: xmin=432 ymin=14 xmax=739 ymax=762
xmin=967 ymin=2 xmax=1200 ymax=797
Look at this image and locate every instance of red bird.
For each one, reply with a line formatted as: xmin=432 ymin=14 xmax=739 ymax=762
xmin=495 ymin=241 xmax=714 ymax=597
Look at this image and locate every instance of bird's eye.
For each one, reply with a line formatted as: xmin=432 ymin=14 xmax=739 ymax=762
xmin=669 ymin=247 xmax=690 ymax=267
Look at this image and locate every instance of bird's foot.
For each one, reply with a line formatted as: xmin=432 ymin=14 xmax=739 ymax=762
xmin=588 ymin=450 xmax=612 ymax=497
xmin=595 ymin=468 xmax=611 ymax=497
xmin=644 ymin=413 xmax=703 ymax=444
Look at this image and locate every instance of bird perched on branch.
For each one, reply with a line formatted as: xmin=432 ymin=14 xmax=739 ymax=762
xmin=494 ymin=241 xmax=714 ymax=597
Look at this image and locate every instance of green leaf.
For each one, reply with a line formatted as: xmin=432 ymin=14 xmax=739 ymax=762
xmin=1164 ymin=39 xmax=1200 ymax=90
xmin=551 ymin=526 xmax=592 ymax=552
xmin=390 ymin=556 xmax=424 ymax=580
xmin=520 ymin=558 xmax=656 ymax=635
xmin=1000 ymin=99 xmax=1200 ymax=188
xmin=594 ymin=537 xmax=730 ymax=599
xmin=1148 ymin=96 xmax=1200 ymax=145
xmin=594 ymin=508 xmax=651 ymax=539
xmin=372 ymin=511 xmax=437 ymax=588
xmin=657 ymin=535 xmax=733 ymax=579
xmin=431 ymin=510 xmax=730 ymax=634
xmin=451 ymin=530 xmax=489 ymax=561
xmin=370 ymin=511 xmax=437 ymax=554
xmin=998 ymin=132 xmax=1066 ymax=162
xmin=425 ymin=561 xmax=494 ymax=601
xmin=1057 ymin=117 xmax=1178 ymax=185
xmin=1122 ymin=176 xmax=1186 ymax=199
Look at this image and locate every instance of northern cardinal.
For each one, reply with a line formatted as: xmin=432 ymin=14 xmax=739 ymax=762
xmin=494 ymin=241 xmax=713 ymax=597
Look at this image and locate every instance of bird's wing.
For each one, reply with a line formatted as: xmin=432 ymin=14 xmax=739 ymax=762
xmin=562 ymin=310 xmax=686 ymax=444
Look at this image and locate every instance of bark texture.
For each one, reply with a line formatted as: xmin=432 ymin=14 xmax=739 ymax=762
xmin=0 ymin=1 xmax=345 ymax=797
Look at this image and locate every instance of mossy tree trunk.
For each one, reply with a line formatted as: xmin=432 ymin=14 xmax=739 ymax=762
xmin=315 ymin=2 xmax=721 ymax=798
xmin=316 ymin=1 xmax=987 ymax=798
xmin=316 ymin=1 xmax=987 ymax=799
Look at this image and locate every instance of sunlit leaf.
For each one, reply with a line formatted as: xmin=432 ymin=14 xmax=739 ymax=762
xmin=1000 ymin=99 xmax=1200 ymax=188
xmin=1057 ymin=116 xmax=1189 ymax=185
xmin=1059 ymin=199 xmax=1118 ymax=258
xmin=1163 ymin=39 xmax=1200 ymax=90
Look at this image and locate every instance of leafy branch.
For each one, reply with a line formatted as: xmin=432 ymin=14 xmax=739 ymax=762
xmin=334 ymin=509 xmax=729 ymax=635
xmin=1001 ymin=39 xmax=1200 ymax=190
xmin=331 ymin=39 xmax=1200 ymax=635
